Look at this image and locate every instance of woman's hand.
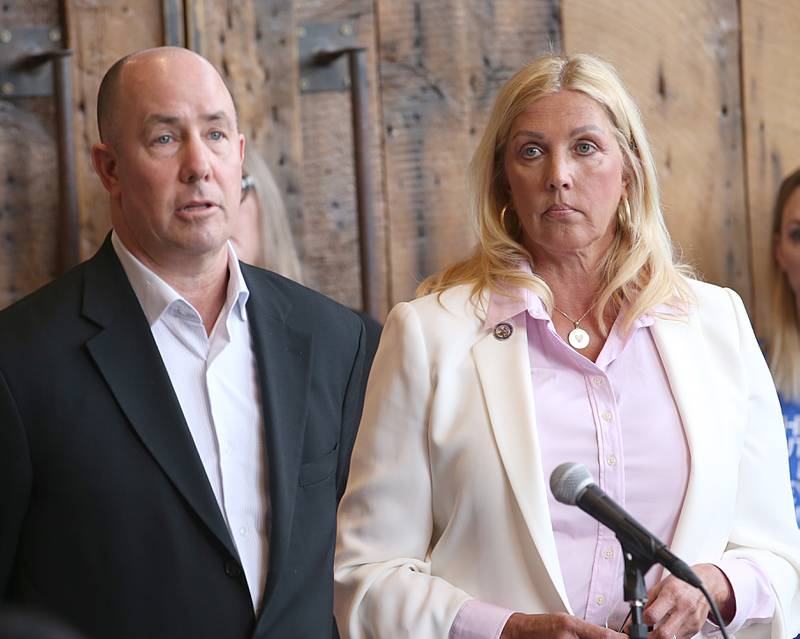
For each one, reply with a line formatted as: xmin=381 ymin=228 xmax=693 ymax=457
xmin=638 ymin=563 xmax=735 ymax=639
xmin=500 ymin=612 xmax=626 ymax=639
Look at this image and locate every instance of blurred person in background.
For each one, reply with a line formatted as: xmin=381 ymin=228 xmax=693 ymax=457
xmin=767 ymin=167 xmax=800 ymax=525
xmin=233 ymin=151 xmax=382 ymax=365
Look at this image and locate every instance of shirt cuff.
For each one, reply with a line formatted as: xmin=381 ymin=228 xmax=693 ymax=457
xmin=449 ymin=599 xmax=515 ymax=639
xmin=702 ymin=557 xmax=776 ymax=635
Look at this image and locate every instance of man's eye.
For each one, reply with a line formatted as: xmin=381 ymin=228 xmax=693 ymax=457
xmin=522 ymin=145 xmax=541 ymax=159
xmin=209 ymin=131 xmax=224 ymax=141
xmin=155 ymin=134 xmax=173 ymax=144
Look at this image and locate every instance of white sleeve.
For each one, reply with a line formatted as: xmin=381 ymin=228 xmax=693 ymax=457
xmin=334 ymin=301 xmax=472 ymax=639
xmin=720 ymin=288 xmax=800 ymax=638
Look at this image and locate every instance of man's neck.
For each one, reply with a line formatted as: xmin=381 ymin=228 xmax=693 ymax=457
xmin=160 ymin=252 xmax=230 ymax=336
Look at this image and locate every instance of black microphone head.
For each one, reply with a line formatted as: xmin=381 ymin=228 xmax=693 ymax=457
xmin=550 ymin=462 xmax=594 ymax=505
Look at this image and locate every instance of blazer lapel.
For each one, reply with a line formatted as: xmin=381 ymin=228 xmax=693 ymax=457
xmin=82 ymin=240 xmax=238 ymax=560
xmin=472 ymin=313 xmax=571 ymax=611
xmin=241 ymin=270 xmax=312 ymax=617
xmin=651 ymin=314 xmax=720 ymax=566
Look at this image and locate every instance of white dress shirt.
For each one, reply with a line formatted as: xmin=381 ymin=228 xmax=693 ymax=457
xmin=112 ymin=232 xmax=269 ymax=612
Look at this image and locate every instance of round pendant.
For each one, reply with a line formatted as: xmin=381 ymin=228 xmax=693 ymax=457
xmin=568 ymin=326 xmax=590 ymax=350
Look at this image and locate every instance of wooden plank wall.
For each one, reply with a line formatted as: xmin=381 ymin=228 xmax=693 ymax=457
xmin=2 ymin=0 xmax=799 ymax=334
xmin=168 ymin=0 xmax=390 ymax=314
xmin=66 ymin=0 xmax=162 ymax=257
xmin=0 ymin=0 xmax=61 ymax=307
xmin=375 ymin=0 xmax=561 ymax=303
xmin=741 ymin=0 xmax=800 ymax=334
xmin=561 ymin=0 xmax=752 ymax=306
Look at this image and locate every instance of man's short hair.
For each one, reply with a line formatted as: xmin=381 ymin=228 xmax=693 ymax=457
xmin=96 ymin=53 xmax=134 ymax=145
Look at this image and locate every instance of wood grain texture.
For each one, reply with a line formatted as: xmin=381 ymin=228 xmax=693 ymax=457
xmin=562 ymin=0 xmax=752 ymax=309
xmin=741 ymin=0 xmax=800 ymax=334
xmin=376 ymin=0 xmax=561 ymax=304
xmin=66 ymin=0 xmax=162 ymax=257
xmin=0 ymin=0 xmax=61 ymax=306
xmin=294 ymin=0 xmax=389 ymax=315
xmin=190 ymin=0 xmax=305 ymax=277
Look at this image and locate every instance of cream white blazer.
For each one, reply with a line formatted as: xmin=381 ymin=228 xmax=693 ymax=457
xmin=335 ymin=279 xmax=800 ymax=639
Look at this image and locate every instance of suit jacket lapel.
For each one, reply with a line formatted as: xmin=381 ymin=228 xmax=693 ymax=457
xmin=651 ymin=314 xmax=719 ymax=566
xmin=472 ymin=313 xmax=571 ymax=611
xmin=241 ymin=268 xmax=312 ymax=618
xmin=82 ymin=239 xmax=238 ymax=560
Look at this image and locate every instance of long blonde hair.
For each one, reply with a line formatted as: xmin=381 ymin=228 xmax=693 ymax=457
xmin=243 ymin=151 xmax=304 ymax=283
xmin=767 ymin=169 xmax=800 ymax=401
xmin=419 ymin=53 xmax=693 ymax=332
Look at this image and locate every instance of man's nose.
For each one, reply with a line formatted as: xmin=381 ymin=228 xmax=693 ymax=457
xmin=179 ymin=134 xmax=211 ymax=184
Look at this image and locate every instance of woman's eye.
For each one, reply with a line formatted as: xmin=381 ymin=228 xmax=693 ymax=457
xmin=575 ymin=142 xmax=597 ymax=155
xmin=788 ymin=228 xmax=800 ymax=243
xmin=521 ymin=145 xmax=541 ymax=159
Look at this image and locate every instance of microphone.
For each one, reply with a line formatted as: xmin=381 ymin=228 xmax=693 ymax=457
xmin=550 ymin=462 xmax=702 ymax=589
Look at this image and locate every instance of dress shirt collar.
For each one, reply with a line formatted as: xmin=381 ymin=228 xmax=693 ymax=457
xmin=110 ymin=231 xmax=250 ymax=327
xmin=483 ymin=262 xmax=675 ymax=330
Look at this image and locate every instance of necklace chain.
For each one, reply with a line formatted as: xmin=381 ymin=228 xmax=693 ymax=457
xmin=552 ymin=301 xmax=596 ymax=327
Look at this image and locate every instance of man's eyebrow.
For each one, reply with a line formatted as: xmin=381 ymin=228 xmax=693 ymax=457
xmin=202 ymin=111 xmax=234 ymax=127
xmin=142 ymin=111 xmax=234 ymax=128
xmin=142 ymin=114 xmax=180 ymax=128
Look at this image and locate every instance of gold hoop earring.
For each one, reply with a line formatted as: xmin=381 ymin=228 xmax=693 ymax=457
xmin=499 ymin=205 xmax=508 ymax=229
xmin=499 ymin=204 xmax=515 ymax=233
xmin=618 ymin=196 xmax=632 ymax=230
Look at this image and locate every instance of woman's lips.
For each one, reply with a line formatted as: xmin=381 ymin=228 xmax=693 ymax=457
xmin=544 ymin=204 xmax=577 ymax=218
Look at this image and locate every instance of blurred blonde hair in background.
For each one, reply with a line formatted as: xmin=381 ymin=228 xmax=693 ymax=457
xmin=241 ymin=151 xmax=304 ymax=284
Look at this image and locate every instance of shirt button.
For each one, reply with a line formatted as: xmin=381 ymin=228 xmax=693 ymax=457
xmin=239 ymin=526 xmax=247 ymax=536
xmin=601 ymin=411 xmax=613 ymax=421
xmin=592 ymin=376 xmax=604 ymax=385
xmin=596 ymin=595 xmax=606 ymax=605
xmin=607 ymin=455 xmax=617 ymax=466
xmin=603 ymin=548 xmax=614 ymax=559
xmin=224 ymin=559 xmax=241 ymax=577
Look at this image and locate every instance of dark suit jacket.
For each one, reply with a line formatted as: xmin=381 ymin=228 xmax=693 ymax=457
xmin=0 ymin=238 xmax=366 ymax=639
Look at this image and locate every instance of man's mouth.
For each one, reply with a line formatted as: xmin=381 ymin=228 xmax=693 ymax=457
xmin=177 ymin=200 xmax=218 ymax=213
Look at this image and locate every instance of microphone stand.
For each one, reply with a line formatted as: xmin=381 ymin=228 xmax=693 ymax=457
xmin=621 ymin=549 xmax=651 ymax=639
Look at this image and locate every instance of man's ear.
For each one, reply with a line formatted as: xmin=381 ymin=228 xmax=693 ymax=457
xmin=91 ymin=143 xmax=121 ymax=196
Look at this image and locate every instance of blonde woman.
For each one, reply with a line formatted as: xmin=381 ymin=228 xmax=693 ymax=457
xmin=768 ymin=168 xmax=800 ymax=525
xmin=233 ymin=151 xmax=304 ymax=281
xmin=334 ymin=54 xmax=800 ymax=639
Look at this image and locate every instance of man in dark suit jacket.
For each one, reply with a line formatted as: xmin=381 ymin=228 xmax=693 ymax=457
xmin=0 ymin=47 xmax=365 ymax=639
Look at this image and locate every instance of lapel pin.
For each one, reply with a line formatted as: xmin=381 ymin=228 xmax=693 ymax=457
xmin=493 ymin=322 xmax=513 ymax=340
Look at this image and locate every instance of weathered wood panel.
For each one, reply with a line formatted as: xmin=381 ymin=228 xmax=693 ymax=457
xmin=294 ymin=0 xmax=388 ymax=315
xmin=741 ymin=0 xmax=800 ymax=334
xmin=66 ymin=0 xmax=162 ymax=257
xmin=190 ymin=0 xmax=387 ymax=315
xmin=0 ymin=1 xmax=61 ymax=307
xmin=562 ymin=0 xmax=751 ymax=309
xmin=376 ymin=0 xmax=562 ymax=304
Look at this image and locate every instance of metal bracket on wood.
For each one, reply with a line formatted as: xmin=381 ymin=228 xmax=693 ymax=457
xmin=298 ymin=21 xmax=359 ymax=93
xmin=298 ymin=21 xmax=381 ymax=318
xmin=0 ymin=26 xmax=80 ymax=273
xmin=0 ymin=27 xmax=64 ymax=97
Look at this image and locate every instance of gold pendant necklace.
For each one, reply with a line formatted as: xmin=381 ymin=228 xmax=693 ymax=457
xmin=553 ymin=303 xmax=596 ymax=350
